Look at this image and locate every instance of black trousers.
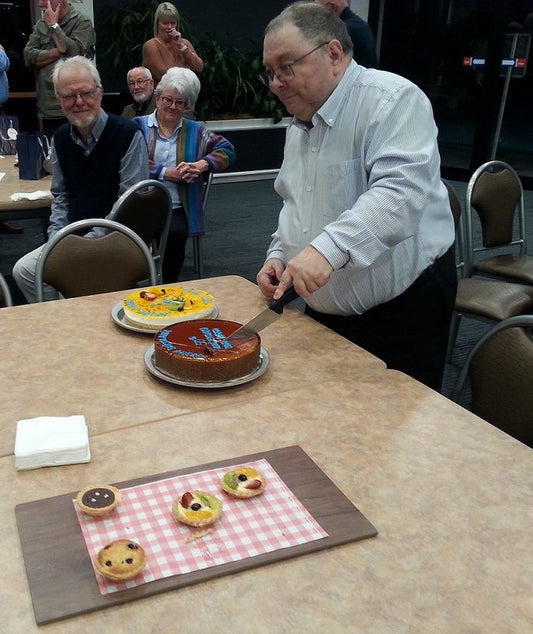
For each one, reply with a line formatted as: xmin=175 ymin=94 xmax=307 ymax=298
xmin=305 ymin=247 xmax=457 ymax=391
xmin=161 ymin=206 xmax=188 ymax=284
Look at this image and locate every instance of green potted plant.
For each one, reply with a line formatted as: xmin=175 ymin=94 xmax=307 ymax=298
xmin=193 ymin=36 xmax=285 ymax=123
xmin=99 ymin=0 xmax=159 ymax=75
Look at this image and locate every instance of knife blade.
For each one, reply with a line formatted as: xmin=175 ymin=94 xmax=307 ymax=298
xmin=226 ymin=285 xmax=299 ymax=343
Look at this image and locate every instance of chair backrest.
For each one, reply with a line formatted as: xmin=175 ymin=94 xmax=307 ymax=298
xmin=443 ymin=179 xmax=465 ymax=275
xmin=35 ymin=218 xmax=157 ymax=302
xmin=453 ymin=315 xmax=533 ymax=446
xmin=108 ymin=179 xmax=172 ymax=272
xmin=202 ymin=172 xmax=213 ymax=215
xmin=465 ymin=160 xmax=525 ymax=274
xmin=0 ymin=272 xmax=13 ymax=307
xmin=443 ymin=179 xmax=462 ymax=230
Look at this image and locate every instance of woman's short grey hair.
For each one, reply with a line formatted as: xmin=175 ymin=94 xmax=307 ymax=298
xmin=52 ymin=55 xmax=102 ymax=95
xmin=265 ymin=1 xmax=353 ymax=55
xmin=155 ymin=67 xmax=201 ymax=107
xmin=153 ymin=1 xmax=180 ymax=37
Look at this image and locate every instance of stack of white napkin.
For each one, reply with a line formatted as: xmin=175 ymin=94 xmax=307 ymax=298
xmin=14 ymin=415 xmax=91 ymax=471
xmin=10 ymin=190 xmax=51 ymax=201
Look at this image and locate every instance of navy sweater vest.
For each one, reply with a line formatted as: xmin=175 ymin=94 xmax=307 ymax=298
xmin=54 ymin=115 xmax=138 ymax=223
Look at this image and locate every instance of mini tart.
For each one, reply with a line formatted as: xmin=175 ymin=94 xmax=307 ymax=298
xmin=172 ymin=490 xmax=222 ymax=527
xmin=76 ymin=485 xmax=121 ymax=517
xmin=94 ymin=539 xmax=146 ymax=582
xmin=222 ymin=466 xmax=266 ymax=499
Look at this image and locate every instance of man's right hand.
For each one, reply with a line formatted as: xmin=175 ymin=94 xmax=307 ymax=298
xmin=42 ymin=0 xmax=60 ymax=28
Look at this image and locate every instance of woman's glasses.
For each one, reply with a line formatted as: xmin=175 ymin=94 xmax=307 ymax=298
xmin=159 ymin=96 xmax=187 ymax=108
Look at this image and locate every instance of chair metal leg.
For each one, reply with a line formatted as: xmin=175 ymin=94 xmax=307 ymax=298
xmin=446 ymin=312 xmax=461 ymax=363
xmin=193 ymin=235 xmax=203 ymax=278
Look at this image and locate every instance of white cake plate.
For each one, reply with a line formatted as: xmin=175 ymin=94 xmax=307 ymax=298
xmin=111 ymin=302 xmax=218 ymax=334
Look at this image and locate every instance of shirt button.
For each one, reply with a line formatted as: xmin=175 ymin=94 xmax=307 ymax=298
xmin=306 ymin=186 xmax=312 ymax=192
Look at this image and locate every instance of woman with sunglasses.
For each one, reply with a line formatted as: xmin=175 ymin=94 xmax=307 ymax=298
xmin=142 ymin=2 xmax=203 ymax=86
xmin=135 ymin=67 xmax=235 ymax=283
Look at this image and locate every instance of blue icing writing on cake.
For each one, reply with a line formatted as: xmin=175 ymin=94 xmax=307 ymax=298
xmin=196 ymin=326 xmax=234 ymax=350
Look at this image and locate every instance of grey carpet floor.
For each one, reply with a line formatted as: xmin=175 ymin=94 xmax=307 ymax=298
xmin=1 ymin=178 xmax=528 ymax=410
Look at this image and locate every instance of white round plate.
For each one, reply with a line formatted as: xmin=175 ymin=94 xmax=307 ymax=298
xmin=144 ymin=345 xmax=270 ymax=389
xmin=111 ymin=302 xmax=218 ymax=334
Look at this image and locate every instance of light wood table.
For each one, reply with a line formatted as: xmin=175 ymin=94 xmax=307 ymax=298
xmin=0 ymin=275 xmax=385 ymax=458
xmin=3 ymin=276 xmax=533 ymax=632
xmin=0 ymin=155 xmax=52 ymax=220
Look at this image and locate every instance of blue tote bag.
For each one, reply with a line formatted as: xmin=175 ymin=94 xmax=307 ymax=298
xmin=17 ymin=132 xmax=51 ymax=180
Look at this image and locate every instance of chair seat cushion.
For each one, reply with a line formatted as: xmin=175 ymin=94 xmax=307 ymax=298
xmin=455 ymin=278 xmax=533 ymax=320
xmin=474 ymin=254 xmax=533 ymax=284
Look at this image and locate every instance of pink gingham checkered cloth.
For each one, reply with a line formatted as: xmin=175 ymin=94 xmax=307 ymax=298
xmin=73 ymin=459 xmax=328 ymax=594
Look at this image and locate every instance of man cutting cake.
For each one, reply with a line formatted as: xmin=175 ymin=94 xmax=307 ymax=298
xmin=256 ymin=2 xmax=456 ymax=391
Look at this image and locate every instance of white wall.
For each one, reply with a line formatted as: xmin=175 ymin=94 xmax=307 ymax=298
xmin=71 ymin=0 xmax=94 ymax=23
xmin=351 ymin=0 xmax=370 ymax=21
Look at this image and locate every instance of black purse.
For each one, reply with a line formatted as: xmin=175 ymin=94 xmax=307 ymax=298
xmin=0 ymin=115 xmax=19 ymax=155
xmin=17 ymin=132 xmax=52 ymax=180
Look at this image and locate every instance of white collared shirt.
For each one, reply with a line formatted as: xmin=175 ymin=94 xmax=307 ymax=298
xmin=267 ymin=61 xmax=455 ymax=315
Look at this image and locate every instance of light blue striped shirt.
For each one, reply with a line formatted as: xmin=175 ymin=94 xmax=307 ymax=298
xmin=267 ymin=61 xmax=455 ymax=315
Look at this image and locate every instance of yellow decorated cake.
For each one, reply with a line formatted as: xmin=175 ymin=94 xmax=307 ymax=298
xmin=123 ymin=286 xmax=215 ymax=329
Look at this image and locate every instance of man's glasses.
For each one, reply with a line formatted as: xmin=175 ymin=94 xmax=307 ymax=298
xmin=159 ymin=95 xmax=187 ymax=108
xmin=58 ymin=87 xmax=101 ymax=105
xmin=128 ymin=78 xmax=151 ymax=87
xmin=258 ymin=41 xmax=329 ymax=87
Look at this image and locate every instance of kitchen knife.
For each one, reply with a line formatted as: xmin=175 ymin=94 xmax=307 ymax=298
xmin=226 ymin=285 xmax=299 ymax=342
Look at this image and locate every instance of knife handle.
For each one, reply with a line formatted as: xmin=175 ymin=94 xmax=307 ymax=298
xmin=268 ymin=285 xmax=299 ymax=314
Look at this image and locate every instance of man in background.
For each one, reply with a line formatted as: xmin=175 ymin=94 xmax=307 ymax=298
xmin=316 ymin=0 xmax=377 ymax=67
xmin=23 ymin=0 xmax=95 ymax=137
xmin=13 ymin=57 xmax=149 ymax=303
xmin=121 ymin=67 xmax=156 ymax=119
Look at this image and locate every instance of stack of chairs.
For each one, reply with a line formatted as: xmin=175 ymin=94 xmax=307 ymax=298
xmin=445 ymin=161 xmax=533 ymax=362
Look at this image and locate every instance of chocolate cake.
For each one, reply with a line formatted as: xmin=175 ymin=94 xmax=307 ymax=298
xmin=153 ymin=319 xmax=261 ymax=383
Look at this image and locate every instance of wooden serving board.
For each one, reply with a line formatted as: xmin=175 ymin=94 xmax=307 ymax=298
xmin=15 ymin=445 xmax=377 ymax=625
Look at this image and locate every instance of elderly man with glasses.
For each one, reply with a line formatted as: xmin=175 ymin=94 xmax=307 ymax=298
xmin=121 ymin=67 xmax=156 ymax=119
xmin=256 ymin=2 xmax=456 ymax=391
xmin=13 ymin=56 xmax=149 ymax=303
